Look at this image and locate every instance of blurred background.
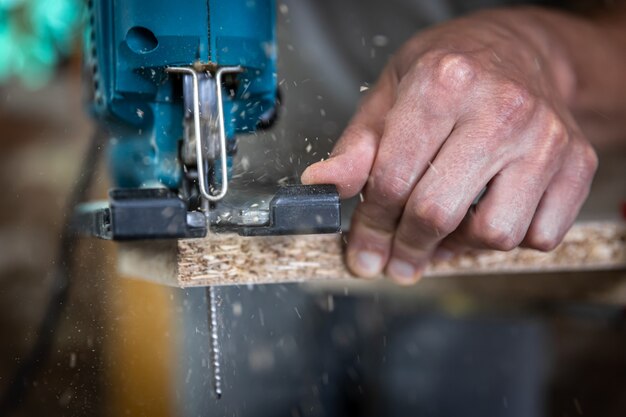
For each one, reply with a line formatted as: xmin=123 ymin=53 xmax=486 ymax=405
xmin=0 ymin=0 xmax=626 ymax=416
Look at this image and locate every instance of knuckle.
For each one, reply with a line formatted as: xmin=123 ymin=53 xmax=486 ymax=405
xmin=432 ymin=52 xmax=478 ymax=89
xmin=411 ymin=200 xmax=459 ymax=236
xmin=560 ymin=143 xmax=598 ymax=191
xmin=476 ymin=220 xmax=521 ymax=251
xmin=525 ymin=230 xmax=561 ymax=252
xmin=373 ymin=173 xmax=413 ymax=202
xmin=530 ymin=109 xmax=569 ymax=165
xmin=495 ymin=81 xmax=535 ymax=125
xmin=403 ymin=51 xmax=479 ymax=109
xmin=369 ymin=161 xmax=417 ymax=203
xmin=543 ymin=113 xmax=569 ymax=151
xmin=580 ymin=144 xmax=599 ymax=175
xmin=482 ymin=232 xmax=518 ymax=251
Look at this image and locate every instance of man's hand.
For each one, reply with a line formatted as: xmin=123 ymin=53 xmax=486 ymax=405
xmin=301 ymin=8 xmax=614 ymax=284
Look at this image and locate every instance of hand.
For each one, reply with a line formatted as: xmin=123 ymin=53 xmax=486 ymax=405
xmin=301 ymin=10 xmax=598 ymax=284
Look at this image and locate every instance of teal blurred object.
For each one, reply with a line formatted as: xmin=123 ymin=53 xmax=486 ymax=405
xmin=0 ymin=0 xmax=82 ymax=88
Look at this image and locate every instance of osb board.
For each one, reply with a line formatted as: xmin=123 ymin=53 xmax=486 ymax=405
xmin=118 ymin=221 xmax=626 ymax=288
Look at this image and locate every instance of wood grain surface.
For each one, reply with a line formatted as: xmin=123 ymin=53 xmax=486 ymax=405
xmin=118 ymin=221 xmax=626 ymax=288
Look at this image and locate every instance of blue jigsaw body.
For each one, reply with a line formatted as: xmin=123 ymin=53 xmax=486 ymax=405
xmin=85 ymin=0 xmax=277 ymax=189
xmin=75 ymin=0 xmax=340 ymax=242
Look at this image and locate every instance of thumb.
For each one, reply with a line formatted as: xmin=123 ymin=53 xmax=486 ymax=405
xmin=301 ymin=66 xmax=398 ymax=198
xmin=301 ymin=126 xmax=378 ymax=198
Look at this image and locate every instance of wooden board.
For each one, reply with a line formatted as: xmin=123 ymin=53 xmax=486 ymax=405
xmin=118 ymin=150 xmax=626 ymax=299
xmin=118 ymin=221 xmax=626 ymax=288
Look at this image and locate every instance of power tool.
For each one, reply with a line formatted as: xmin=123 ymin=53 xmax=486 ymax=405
xmin=74 ymin=0 xmax=341 ymax=399
xmin=75 ymin=0 xmax=341 ymax=240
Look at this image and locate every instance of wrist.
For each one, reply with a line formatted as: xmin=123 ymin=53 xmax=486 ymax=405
xmin=473 ymin=6 xmax=626 ymax=147
xmin=521 ymin=6 xmax=626 ymax=145
xmin=472 ymin=8 xmax=579 ymax=105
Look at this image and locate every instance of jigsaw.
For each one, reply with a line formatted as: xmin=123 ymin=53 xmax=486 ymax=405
xmin=74 ymin=0 xmax=341 ymax=398
xmin=76 ymin=0 xmax=340 ymax=239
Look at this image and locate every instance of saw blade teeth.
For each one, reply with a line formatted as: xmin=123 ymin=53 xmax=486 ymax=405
xmin=207 ymin=286 xmax=222 ymax=399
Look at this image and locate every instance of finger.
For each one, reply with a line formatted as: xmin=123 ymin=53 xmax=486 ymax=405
xmin=522 ymin=140 xmax=598 ymax=251
xmin=345 ymin=54 xmax=474 ymax=278
xmin=388 ymin=99 xmax=574 ymax=282
xmin=301 ymin=66 xmax=398 ymax=198
xmin=440 ymin=155 xmax=562 ymax=253
xmin=384 ymin=123 xmax=506 ymax=283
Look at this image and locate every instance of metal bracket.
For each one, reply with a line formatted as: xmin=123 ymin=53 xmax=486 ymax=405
xmin=166 ymin=65 xmax=243 ymax=202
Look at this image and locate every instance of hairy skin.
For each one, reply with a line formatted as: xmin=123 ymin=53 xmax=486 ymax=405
xmin=302 ymin=6 xmax=626 ymax=284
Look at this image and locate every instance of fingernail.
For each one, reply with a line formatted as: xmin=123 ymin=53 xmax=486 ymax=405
xmin=433 ymin=247 xmax=455 ymax=262
xmin=387 ymin=258 xmax=419 ymax=285
xmin=351 ymin=250 xmax=383 ymax=277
